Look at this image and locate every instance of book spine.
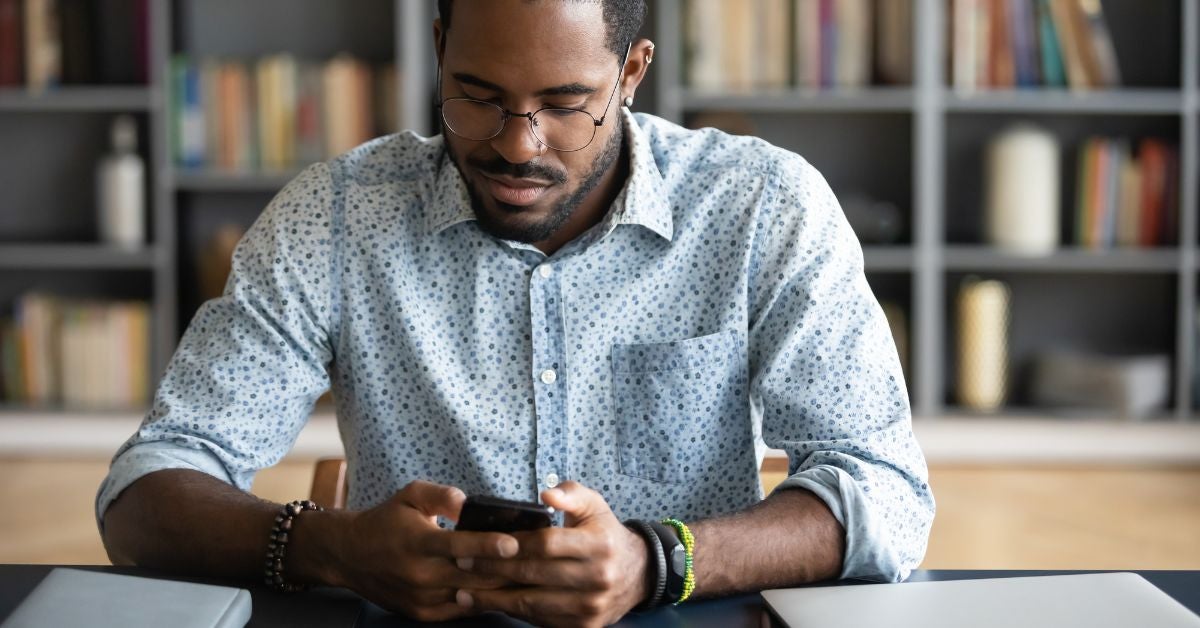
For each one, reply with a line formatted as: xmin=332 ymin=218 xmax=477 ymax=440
xmin=1034 ymin=0 xmax=1066 ymax=87
xmin=1076 ymin=0 xmax=1120 ymax=86
xmin=819 ymin=0 xmax=836 ymax=88
xmin=0 ymin=0 xmax=21 ymax=86
xmin=1008 ymin=0 xmax=1034 ymax=86
xmin=1049 ymin=0 xmax=1088 ymax=89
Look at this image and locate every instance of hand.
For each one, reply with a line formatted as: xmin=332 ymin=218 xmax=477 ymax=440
xmin=458 ymin=481 xmax=650 ymax=628
xmin=334 ymin=480 xmax=519 ymax=622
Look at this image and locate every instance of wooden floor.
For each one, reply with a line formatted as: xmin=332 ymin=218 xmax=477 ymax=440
xmin=1 ymin=458 xmax=1198 ymax=569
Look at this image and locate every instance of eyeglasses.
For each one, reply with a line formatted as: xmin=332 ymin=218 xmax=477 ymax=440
xmin=436 ymin=44 xmax=630 ymax=153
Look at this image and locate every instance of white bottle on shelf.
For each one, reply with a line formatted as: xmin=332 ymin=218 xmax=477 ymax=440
xmin=96 ymin=115 xmax=146 ymax=249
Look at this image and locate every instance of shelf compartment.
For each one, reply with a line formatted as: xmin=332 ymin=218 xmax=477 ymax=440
xmin=0 ymin=113 xmax=155 ymax=242
xmin=944 ymin=271 xmax=1177 ymax=412
xmin=944 ymin=89 xmax=1184 ymax=115
xmin=863 ymin=246 xmax=915 ymax=271
xmin=944 ymin=246 xmax=1181 ymax=273
xmin=944 ymin=113 xmax=1181 ymax=247
xmin=0 ymin=87 xmax=156 ymax=112
xmin=690 ymin=112 xmax=914 ymax=245
xmin=173 ymin=169 xmax=304 ymax=193
xmin=177 ymin=0 xmax=394 ymax=62
xmin=680 ymin=87 xmax=915 ymax=113
xmin=0 ymin=245 xmax=158 ymax=270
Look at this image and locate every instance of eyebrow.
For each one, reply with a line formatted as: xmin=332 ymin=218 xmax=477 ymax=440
xmin=452 ymin=72 xmax=598 ymax=97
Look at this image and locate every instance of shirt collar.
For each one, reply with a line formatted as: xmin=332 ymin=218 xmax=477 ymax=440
xmin=425 ymin=108 xmax=673 ymax=242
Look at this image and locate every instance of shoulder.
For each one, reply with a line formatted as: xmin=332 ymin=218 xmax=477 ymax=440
xmin=631 ymin=112 xmax=818 ymax=187
xmin=328 ymin=130 xmax=446 ymax=188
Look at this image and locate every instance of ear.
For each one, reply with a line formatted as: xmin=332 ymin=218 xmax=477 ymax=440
xmin=433 ymin=18 xmax=446 ymax=67
xmin=620 ymin=38 xmax=655 ymax=107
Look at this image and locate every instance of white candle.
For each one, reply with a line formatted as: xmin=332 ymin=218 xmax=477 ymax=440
xmin=985 ymin=124 xmax=1060 ymax=255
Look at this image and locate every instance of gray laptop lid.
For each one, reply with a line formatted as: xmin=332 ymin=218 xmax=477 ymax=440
xmin=762 ymin=572 xmax=1200 ymax=628
xmin=1 ymin=568 xmax=251 ymax=628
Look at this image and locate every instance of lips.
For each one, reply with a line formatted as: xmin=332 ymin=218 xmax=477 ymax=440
xmin=481 ymin=173 xmax=553 ymax=206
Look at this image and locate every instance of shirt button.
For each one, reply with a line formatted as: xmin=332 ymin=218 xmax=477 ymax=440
xmin=545 ymin=472 xmax=560 ymax=488
xmin=540 ymin=369 xmax=557 ymax=385
xmin=538 ymin=265 xmax=552 ymax=278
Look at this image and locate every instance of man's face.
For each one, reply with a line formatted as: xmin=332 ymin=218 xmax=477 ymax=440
xmin=435 ymin=0 xmax=626 ymax=244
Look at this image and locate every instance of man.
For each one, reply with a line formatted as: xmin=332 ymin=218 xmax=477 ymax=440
xmin=98 ymin=0 xmax=934 ymax=626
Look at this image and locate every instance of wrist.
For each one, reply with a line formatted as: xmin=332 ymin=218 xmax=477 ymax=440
xmin=624 ymin=520 xmax=666 ymax=611
xmin=284 ymin=507 xmax=355 ymax=589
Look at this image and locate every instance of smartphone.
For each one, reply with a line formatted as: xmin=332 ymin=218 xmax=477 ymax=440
xmin=456 ymin=495 xmax=554 ymax=533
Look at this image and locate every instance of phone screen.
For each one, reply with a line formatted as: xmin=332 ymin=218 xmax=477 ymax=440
xmin=456 ymin=495 xmax=554 ymax=533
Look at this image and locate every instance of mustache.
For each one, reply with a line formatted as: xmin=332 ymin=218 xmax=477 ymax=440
xmin=467 ymin=156 xmax=568 ymax=185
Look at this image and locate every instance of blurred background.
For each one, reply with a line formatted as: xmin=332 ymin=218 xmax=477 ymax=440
xmin=0 ymin=0 xmax=1196 ymax=569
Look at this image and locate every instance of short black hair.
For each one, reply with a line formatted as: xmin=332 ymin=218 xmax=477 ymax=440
xmin=437 ymin=0 xmax=647 ymax=62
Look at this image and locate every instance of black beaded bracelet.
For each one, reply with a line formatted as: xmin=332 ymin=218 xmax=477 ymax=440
xmin=625 ymin=519 xmax=667 ymax=612
xmin=264 ymin=499 xmax=323 ymax=593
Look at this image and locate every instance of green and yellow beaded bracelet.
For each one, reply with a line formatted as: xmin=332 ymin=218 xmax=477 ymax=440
xmin=661 ymin=517 xmax=695 ymax=603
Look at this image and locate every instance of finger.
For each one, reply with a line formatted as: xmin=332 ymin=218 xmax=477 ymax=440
xmin=405 ymin=586 xmax=458 ymax=607
xmin=426 ymin=529 xmax=520 ymax=560
xmin=460 ymin=587 xmax=599 ymax=621
xmin=510 ymin=526 xmax=605 ymax=559
xmin=399 ymin=601 xmax=478 ymax=624
xmin=540 ymin=481 xmax=611 ymax=527
xmin=469 ymin=557 xmax=597 ymax=588
xmin=398 ymin=480 xmax=467 ymax=521
xmin=419 ymin=558 xmax=512 ymax=590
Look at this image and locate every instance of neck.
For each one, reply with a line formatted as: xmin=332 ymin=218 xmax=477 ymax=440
xmin=533 ymin=135 xmax=631 ymax=256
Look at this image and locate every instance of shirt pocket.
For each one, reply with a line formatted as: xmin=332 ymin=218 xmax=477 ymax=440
xmin=611 ymin=329 xmax=742 ymax=484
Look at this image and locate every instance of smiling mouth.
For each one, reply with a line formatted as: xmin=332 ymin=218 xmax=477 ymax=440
xmin=480 ymin=173 xmax=554 ymax=207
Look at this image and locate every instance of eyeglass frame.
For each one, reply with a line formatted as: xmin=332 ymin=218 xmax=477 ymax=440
xmin=434 ymin=42 xmax=632 ymax=153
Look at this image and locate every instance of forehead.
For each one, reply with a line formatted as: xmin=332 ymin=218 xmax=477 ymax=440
xmin=443 ymin=0 xmax=616 ymax=89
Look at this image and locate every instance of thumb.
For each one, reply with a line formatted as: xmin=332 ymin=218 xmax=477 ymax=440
xmin=540 ymin=481 xmax=610 ymax=527
xmin=398 ymin=480 xmax=468 ymax=523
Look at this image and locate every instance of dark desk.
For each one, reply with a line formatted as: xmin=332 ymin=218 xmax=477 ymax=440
xmin=2 ymin=565 xmax=1198 ymax=627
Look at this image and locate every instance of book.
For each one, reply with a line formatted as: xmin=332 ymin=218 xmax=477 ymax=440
xmin=1034 ymin=0 xmax=1066 ymax=87
xmin=1008 ymin=0 xmax=1033 ymax=86
xmin=1116 ymin=147 xmax=1141 ymax=247
xmin=952 ymin=0 xmax=979 ymax=90
xmin=796 ymin=0 xmax=821 ymax=88
xmin=834 ymin=0 xmax=870 ymax=87
xmin=974 ymin=0 xmax=992 ymax=87
xmin=1138 ymin=139 xmax=1168 ymax=248
xmin=720 ymin=0 xmax=754 ymax=91
xmin=988 ymin=0 xmax=1015 ymax=88
xmin=875 ymin=0 xmax=912 ymax=84
xmin=0 ymin=0 xmax=19 ymax=86
xmin=818 ymin=0 xmax=836 ymax=88
xmin=1049 ymin=0 xmax=1088 ymax=88
xmin=23 ymin=0 xmax=61 ymax=93
xmin=756 ymin=0 xmax=790 ymax=88
xmin=1076 ymin=0 xmax=1120 ymax=87
xmin=685 ymin=0 xmax=724 ymax=90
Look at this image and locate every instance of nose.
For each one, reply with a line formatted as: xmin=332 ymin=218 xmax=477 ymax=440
xmin=489 ymin=114 xmax=544 ymax=164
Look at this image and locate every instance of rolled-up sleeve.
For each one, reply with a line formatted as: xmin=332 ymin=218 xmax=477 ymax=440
xmin=96 ymin=162 xmax=338 ymax=528
xmin=748 ymin=154 xmax=935 ymax=582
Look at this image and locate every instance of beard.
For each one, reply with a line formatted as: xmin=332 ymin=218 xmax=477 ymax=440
xmin=444 ymin=123 xmax=625 ymax=244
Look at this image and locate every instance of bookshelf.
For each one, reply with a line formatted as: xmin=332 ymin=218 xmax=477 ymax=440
xmin=658 ymin=0 xmax=1200 ymax=424
xmin=0 ymin=0 xmax=1198 ymax=461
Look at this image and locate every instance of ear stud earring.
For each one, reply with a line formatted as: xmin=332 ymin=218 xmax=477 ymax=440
xmin=623 ymin=96 xmax=634 ymax=107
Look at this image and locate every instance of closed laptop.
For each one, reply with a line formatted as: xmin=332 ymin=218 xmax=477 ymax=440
xmin=762 ymin=572 xmax=1200 ymax=628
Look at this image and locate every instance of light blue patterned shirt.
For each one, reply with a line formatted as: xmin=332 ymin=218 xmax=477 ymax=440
xmin=98 ymin=110 xmax=934 ymax=581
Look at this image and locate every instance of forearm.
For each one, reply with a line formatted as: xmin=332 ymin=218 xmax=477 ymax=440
xmin=101 ymin=469 xmax=350 ymax=588
xmin=688 ymin=488 xmax=844 ymax=598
